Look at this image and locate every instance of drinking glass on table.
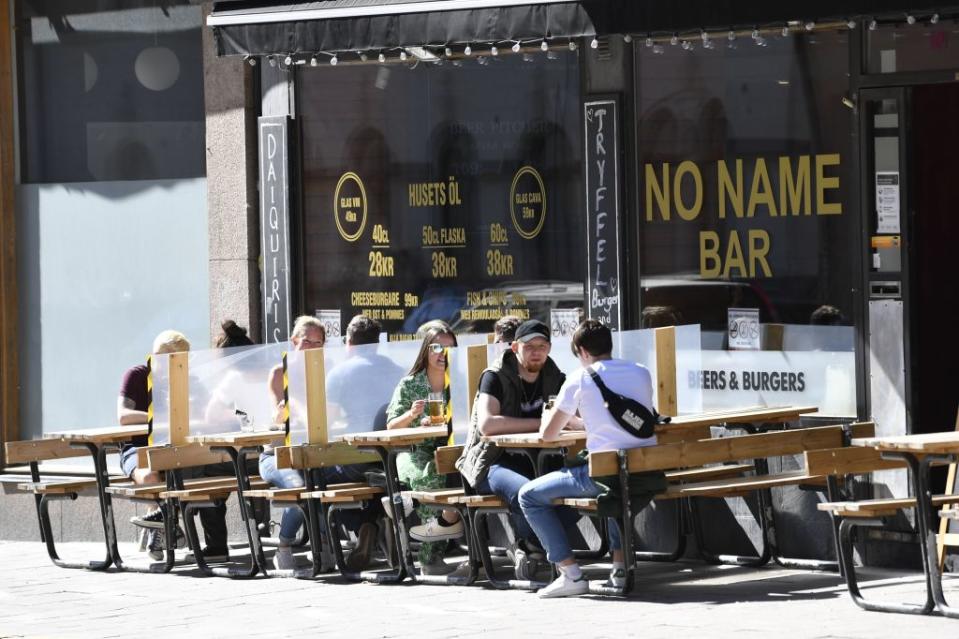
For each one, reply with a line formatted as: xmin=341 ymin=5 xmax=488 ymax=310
xmin=427 ymin=391 xmax=445 ymax=425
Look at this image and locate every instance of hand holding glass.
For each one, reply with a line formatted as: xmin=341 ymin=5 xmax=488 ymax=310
xmin=427 ymin=391 xmax=445 ymax=425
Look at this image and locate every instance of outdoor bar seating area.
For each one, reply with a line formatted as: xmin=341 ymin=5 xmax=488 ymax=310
xmin=5 ymin=323 xmax=959 ymax=618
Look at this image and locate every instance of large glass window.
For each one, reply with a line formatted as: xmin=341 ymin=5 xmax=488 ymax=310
xmin=299 ymin=51 xmax=584 ymax=339
xmin=866 ymin=18 xmax=959 ymax=74
xmin=635 ymin=30 xmax=859 ymax=344
xmin=16 ymin=0 xmax=205 ymax=182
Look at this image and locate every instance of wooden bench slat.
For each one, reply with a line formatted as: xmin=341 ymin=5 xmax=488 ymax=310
xmin=16 ymin=478 xmax=103 ymax=494
xmin=665 ymin=463 xmax=754 ymax=483
xmin=665 ymin=470 xmax=820 ymax=498
xmin=244 ymin=487 xmax=303 ymax=501
xmin=106 ymin=476 xmax=246 ymax=498
xmin=277 ymin=443 xmax=380 ymax=471
xmin=410 ymin=488 xmax=464 ymax=504
xmin=553 ymin=497 xmax=598 ymax=511
xmin=818 ymin=495 xmax=959 ymax=517
xmin=804 ymin=445 xmax=906 ymax=476
xmin=160 ymin=478 xmax=267 ymax=501
xmin=4 ymin=439 xmax=90 ymax=464
xmin=300 ymin=485 xmax=384 ymax=502
xmin=145 ymin=444 xmax=233 ymax=471
xmin=590 ymin=424 xmax=849 ymax=477
xmin=459 ymin=494 xmax=506 ymax=508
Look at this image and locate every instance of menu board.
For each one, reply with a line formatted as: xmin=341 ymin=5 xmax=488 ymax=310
xmin=299 ymin=53 xmax=585 ymax=340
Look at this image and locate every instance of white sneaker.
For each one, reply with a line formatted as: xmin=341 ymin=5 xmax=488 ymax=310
xmin=273 ymin=546 xmax=295 ymax=571
xmin=409 ymin=517 xmax=464 ymax=542
xmin=538 ymin=572 xmax=589 ymax=599
xmin=609 ymin=567 xmax=628 ymax=589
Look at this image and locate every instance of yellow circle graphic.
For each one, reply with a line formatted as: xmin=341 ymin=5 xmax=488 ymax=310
xmin=333 ymin=172 xmax=368 ymax=242
xmin=509 ymin=166 xmax=546 ymax=240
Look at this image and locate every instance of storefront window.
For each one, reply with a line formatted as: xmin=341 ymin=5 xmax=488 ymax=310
xmin=866 ymin=20 xmax=959 ymax=74
xmin=635 ymin=31 xmax=858 ymax=349
xmin=299 ymin=51 xmax=584 ymax=339
xmin=16 ymin=0 xmax=205 ymax=182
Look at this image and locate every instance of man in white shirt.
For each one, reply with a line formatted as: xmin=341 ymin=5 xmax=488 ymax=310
xmin=518 ymin=319 xmax=658 ymax=598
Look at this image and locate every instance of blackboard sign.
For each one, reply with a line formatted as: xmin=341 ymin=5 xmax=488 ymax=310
xmin=258 ymin=115 xmax=292 ymax=343
xmin=584 ymin=97 xmax=622 ymax=329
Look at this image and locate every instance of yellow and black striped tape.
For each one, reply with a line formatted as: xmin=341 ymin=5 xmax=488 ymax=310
xmin=282 ymin=351 xmax=291 ymax=446
xmin=146 ymin=354 xmax=154 ymax=445
xmin=444 ymin=347 xmax=454 ymax=446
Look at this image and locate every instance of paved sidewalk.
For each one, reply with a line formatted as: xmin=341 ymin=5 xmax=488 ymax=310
xmin=2 ymin=540 xmax=958 ymax=638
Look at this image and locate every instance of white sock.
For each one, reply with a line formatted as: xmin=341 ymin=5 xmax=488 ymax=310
xmin=561 ymin=563 xmax=583 ymax=580
xmin=612 ymin=561 xmax=625 ymax=572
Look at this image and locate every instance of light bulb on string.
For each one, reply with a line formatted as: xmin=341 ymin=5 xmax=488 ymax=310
xmin=590 ymin=38 xmax=599 ymax=49
xmin=906 ymin=14 xmax=916 ymax=25
xmin=623 ymin=34 xmax=632 ymax=43
xmin=540 ymin=39 xmax=548 ymax=51
xmin=868 ymin=18 xmax=878 ymax=30
xmin=847 ymin=19 xmax=857 ymax=29
xmin=399 ymin=50 xmax=407 ymax=61
xmin=931 ymin=13 xmax=940 ymax=24
xmin=309 ymin=56 xmax=317 ymax=67
xmin=646 ymin=36 xmax=654 ymax=48
xmin=464 ymin=44 xmax=472 ymax=56
xmin=330 ymin=54 xmax=338 ymax=66
xmin=491 ymin=45 xmax=498 ymax=56
xmin=378 ymin=52 xmax=386 ymax=63
xmin=445 ymin=47 xmax=453 ymax=57
xmin=359 ymin=52 xmax=368 ymax=62
xmin=670 ymin=33 xmax=679 ymax=46
xmin=284 ymin=55 xmax=292 ymax=66
xmin=568 ymin=41 xmax=577 ymax=51
xmin=727 ymin=30 xmax=736 ymax=42
xmin=751 ymin=28 xmax=760 ymax=40
xmin=268 ymin=55 xmax=276 ymax=67
xmin=512 ymin=41 xmax=521 ymax=53
xmin=805 ymin=21 xmax=815 ymax=31
xmin=701 ymin=30 xmax=708 ymax=42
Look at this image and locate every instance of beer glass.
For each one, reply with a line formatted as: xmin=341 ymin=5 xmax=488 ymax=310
xmin=427 ymin=391 xmax=445 ymax=425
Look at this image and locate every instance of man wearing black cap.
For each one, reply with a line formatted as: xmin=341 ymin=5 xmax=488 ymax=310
xmin=456 ymin=319 xmax=570 ymax=578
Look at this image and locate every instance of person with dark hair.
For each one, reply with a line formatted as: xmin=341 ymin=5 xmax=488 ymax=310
xmin=385 ymin=320 xmax=462 ymax=574
xmin=456 ymin=318 xmax=570 ymax=579
xmin=215 ymin=319 xmax=255 ymax=348
xmin=493 ymin=315 xmax=523 ymax=344
xmin=810 ymin=304 xmax=843 ymax=326
xmin=519 ymin=319 xmax=663 ymax=598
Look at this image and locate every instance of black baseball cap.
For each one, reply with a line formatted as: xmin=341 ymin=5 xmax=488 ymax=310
xmin=514 ymin=319 xmax=551 ymax=343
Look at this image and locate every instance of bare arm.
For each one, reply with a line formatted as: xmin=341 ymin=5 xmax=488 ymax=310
xmin=117 ymin=396 xmax=148 ymax=426
xmin=386 ymin=399 xmax=426 ymax=429
xmin=475 ymin=393 xmax=540 ymax=436
xmin=539 ymin=406 xmax=573 ymax=440
xmin=268 ymin=365 xmax=285 ymax=424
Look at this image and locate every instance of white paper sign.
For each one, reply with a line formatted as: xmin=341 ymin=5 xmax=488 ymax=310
xmin=728 ymin=308 xmax=760 ymax=350
xmin=551 ymin=309 xmax=581 ymax=339
xmin=314 ymin=309 xmax=342 ymax=341
xmin=876 ymin=172 xmax=900 ymax=233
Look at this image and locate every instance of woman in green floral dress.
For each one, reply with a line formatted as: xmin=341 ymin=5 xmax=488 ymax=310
xmin=385 ymin=321 xmax=464 ymax=574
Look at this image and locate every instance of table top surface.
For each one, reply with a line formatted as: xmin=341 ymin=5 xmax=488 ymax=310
xmin=667 ymin=405 xmax=819 ymax=429
xmin=43 ymin=426 xmax=150 ymax=444
xmin=482 ymin=430 xmax=586 ymax=448
xmin=341 ymin=425 xmax=448 ymax=447
xmin=185 ymin=431 xmax=284 ymax=447
xmin=852 ymin=431 xmax=959 ymax=455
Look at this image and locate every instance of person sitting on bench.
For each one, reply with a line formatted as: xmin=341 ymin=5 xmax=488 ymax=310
xmin=518 ymin=319 xmax=661 ymax=598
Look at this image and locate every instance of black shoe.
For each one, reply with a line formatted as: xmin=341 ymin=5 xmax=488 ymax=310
xmin=189 ymin=546 xmax=230 ymax=563
xmin=131 ymin=508 xmax=165 ymax=529
xmin=146 ymin=526 xmax=186 ymax=561
xmin=345 ymin=523 xmax=377 ymax=572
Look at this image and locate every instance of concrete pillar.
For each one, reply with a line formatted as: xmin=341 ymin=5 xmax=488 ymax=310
xmin=202 ymin=3 xmax=261 ymax=344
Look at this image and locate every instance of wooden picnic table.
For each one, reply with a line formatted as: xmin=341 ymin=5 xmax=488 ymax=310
xmin=849 ymin=431 xmax=959 ymax=617
xmin=185 ymin=430 xmax=282 ymax=448
xmin=44 ymin=425 xmax=150 ymax=444
xmin=341 ymin=425 xmax=449 ymax=581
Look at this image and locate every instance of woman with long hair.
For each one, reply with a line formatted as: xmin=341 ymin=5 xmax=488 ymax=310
xmin=385 ymin=320 xmax=463 ymax=574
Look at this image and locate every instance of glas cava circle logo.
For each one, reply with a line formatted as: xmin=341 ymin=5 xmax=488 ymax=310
xmin=334 ymin=172 xmax=368 ymax=242
xmin=509 ymin=166 xmax=546 ymax=240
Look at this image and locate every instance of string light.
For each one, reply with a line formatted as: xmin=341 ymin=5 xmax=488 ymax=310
xmin=670 ymin=33 xmax=679 ymax=46
xmin=399 ymin=50 xmax=407 ymax=61
xmin=464 ymin=44 xmax=472 ymax=56
xmin=701 ymin=30 xmax=709 ymax=42
xmin=244 ymin=55 xmax=256 ymax=66
xmin=646 ymin=36 xmax=654 ymax=48
xmin=782 ymin=25 xmax=790 ymax=37
xmin=491 ymin=45 xmax=498 ymax=56
xmin=378 ymin=52 xmax=386 ymax=63
xmin=869 ymin=18 xmax=878 ymax=30
xmin=330 ymin=54 xmax=338 ymax=66
xmin=906 ymin=14 xmax=916 ymax=25
xmin=805 ymin=21 xmax=815 ymax=30
xmin=623 ymin=34 xmax=632 ymax=43
xmin=512 ymin=41 xmax=521 ymax=53
xmin=359 ymin=52 xmax=368 ymax=62
xmin=445 ymin=47 xmax=453 ymax=57
xmin=931 ymin=13 xmax=940 ymax=24
xmin=727 ymin=30 xmax=736 ymax=42
xmin=309 ymin=55 xmax=317 ymax=67
xmin=540 ymin=39 xmax=548 ymax=51
xmin=283 ymin=55 xmax=292 ymax=66
xmin=847 ymin=19 xmax=857 ymax=29
xmin=751 ymin=28 xmax=760 ymax=40
xmin=590 ymin=38 xmax=599 ymax=49
xmin=268 ymin=55 xmax=276 ymax=67
xmin=568 ymin=41 xmax=577 ymax=51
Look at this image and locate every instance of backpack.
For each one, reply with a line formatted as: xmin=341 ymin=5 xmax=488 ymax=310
xmin=586 ymin=367 xmax=670 ymax=439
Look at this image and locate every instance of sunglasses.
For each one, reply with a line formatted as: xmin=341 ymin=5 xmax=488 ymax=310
xmin=429 ymin=343 xmax=446 ymax=354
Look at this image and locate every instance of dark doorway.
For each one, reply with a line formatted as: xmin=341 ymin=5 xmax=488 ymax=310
xmin=909 ymin=84 xmax=959 ymax=437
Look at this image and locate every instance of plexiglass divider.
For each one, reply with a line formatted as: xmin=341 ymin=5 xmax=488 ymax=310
xmin=321 ymin=340 xmax=413 ymax=441
xmin=149 ymin=352 xmax=172 ymax=447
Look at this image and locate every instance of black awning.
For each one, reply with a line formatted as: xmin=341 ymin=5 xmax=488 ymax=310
xmin=210 ymin=0 xmax=954 ymax=57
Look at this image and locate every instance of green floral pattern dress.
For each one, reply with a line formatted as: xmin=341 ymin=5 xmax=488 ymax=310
xmin=386 ymin=371 xmax=450 ymax=565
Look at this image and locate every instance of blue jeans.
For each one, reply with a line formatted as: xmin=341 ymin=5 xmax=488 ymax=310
xmin=518 ymin=464 xmax=622 ymax=564
xmin=475 ymin=456 xmax=579 ymax=547
xmin=258 ymin=453 xmax=305 ymax=543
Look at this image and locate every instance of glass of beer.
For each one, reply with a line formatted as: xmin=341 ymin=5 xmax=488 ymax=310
xmin=427 ymin=391 xmax=445 ymax=425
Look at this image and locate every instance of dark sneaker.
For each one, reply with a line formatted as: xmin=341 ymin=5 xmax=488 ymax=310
xmin=146 ymin=526 xmax=186 ymax=561
xmin=131 ymin=508 xmax=165 ymax=529
xmin=345 ymin=522 xmax=377 ymax=572
xmin=188 ymin=547 xmax=230 ymax=563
